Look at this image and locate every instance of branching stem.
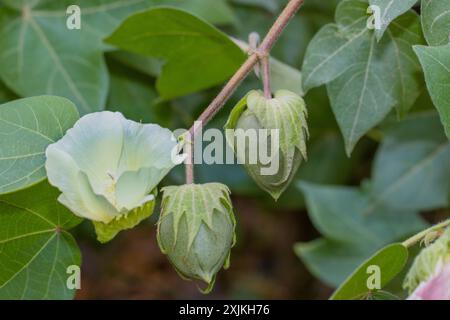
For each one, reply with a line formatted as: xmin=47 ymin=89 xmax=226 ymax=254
xmin=184 ymin=0 xmax=305 ymax=183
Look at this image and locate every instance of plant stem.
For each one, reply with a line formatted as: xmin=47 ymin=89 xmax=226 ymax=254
xmin=402 ymin=219 xmax=450 ymax=248
xmin=262 ymin=56 xmax=272 ymax=98
xmin=184 ymin=0 xmax=305 ymax=183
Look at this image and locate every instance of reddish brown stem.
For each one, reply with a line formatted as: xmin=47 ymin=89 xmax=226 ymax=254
xmin=185 ymin=0 xmax=305 ymax=184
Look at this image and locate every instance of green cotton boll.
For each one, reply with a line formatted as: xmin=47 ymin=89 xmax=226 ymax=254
xmin=45 ymin=111 xmax=183 ymax=243
xmin=225 ymin=90 xmax=309 ymax=200
xmin=235 ymin=110 xmax=303 ymax=200
xmin=157 ymin=183 xmax=236 ymax=293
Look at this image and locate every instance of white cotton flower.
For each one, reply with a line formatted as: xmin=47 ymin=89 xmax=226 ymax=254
xmin=45 ymin=111 xmax=182 ymax=224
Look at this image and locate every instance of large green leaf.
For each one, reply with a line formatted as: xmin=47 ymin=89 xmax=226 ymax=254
xmin=295 ymin=239 xmax=372 ymax=287
xmin=421 ymin=0 xmax=450 ymax=46
xmin=0 ymin=96 xmax=79 ymax=195
xmin=330 ymin=243 xmax=408 ymax=300
xmin=159 ymin=0 xmax=236 ymax=26
xmin=0 ymin=0 xmax=160 ymax=114
xmin=414 ymin=45 xmax=450 ymax=139
xmin=295 ymin=182 xmax=425 ymax=286
xmin=106 ymin=62 xmax=170 ymax=125
xmin=105 ymin=7 xmax=246 ymax=100
xmin=302 ymin=0 xmax=371 ymax=92
xmin=1 ymin=0 xmax=153 ymax=48
xmin=371 ymin=113 xmax=450 ymax=211
xmin=303 ymin=0 xmax=423 ymax=154
xmin=369 ymin=0 xmax=417 ymax=40
xmin=0 ymin=181 xmax=82 ymax=299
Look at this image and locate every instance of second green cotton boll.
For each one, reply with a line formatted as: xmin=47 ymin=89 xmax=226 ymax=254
xmin=157 ymin=183 xmax=236 ymax=293
xmin=225 ymin=90 xmax=309 ymax=200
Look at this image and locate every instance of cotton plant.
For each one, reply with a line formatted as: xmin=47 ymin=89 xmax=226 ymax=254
xmin=45 ymin=111 xmax=183 ymax=242
xmin=1 ymin=0 xmax=450 ymax=300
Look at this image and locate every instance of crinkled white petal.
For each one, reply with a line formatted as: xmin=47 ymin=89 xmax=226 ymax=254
xmin=114 ymin=167 xmax=157 ymax=211
xmin=118 ymin=117 xmax=182 ymax=175
xmin=45 ymin=111 xmax=182 ymax=222
xmin=46 ymin=146 xmax=120 ymax=223
xmin=49 ymin=112 xmax=124 ymax=196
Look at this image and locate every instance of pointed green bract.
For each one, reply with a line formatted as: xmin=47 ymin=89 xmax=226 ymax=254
xmin=248 ymin=90 xmax=309 ymax=158
xmin=157 ymin=183 xmax=236 ymax=292
xmin=225 ymin=90 xmax=308 ymax=200
xmin=93 ymin=190 xmax=156 ymax=243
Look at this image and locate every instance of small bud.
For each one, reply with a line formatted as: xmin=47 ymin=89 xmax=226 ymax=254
xmin=225 ymin=90 xmax=308 ymax=200
xmin=157 ymin=183 xmax=236 ymax=293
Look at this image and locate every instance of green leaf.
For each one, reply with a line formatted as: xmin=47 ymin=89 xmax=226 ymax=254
xmin=231 ymin=0 xmax=279 ymax=13
xmin=333 ymin=7 xmax=423 ymax=154
xmin=295 ymin=239 xmax=374 ymax=287
xmin=105 ymin=7 xmax=246 ymax=100
xmin=1 ymin=0 xmax=153 ymax=50
xmin=0 ymin=3 xmax=113 ymax=114
xmin=302 ymin=0 xmax=371 ymax=92
xmin=106 ymin=63 xmax=168 ymax=124
xmin=383 ymin=12 xmax=425 ymax=117
xmin=0 ymin=181 xmax=82 ymax=299
xmin=302 ymin=0 xmax=423 ymax=154
xmin=108 ymin=51 xmax=163 ymax=77
xmin=330 ymin=243 xmax=408 ymax=300
xmin=270 ymin=58 xmax=304 ymax=96
xmin=0 ymin=96 xmax=79 ymax=195
xmin=160 ymin=0 xmax=237 ymax=26
xmin=295 ymin=182 xmax=426 ymax=286
xmin=414 ymin=45 xmax=450 ymax=139
xmin=369 ymin=0 xmax=417 ymax=40
xmin=371 ymin=113 xmax=450 ymax=211
xmin=421 ymin=0 xmax=450 ymax=46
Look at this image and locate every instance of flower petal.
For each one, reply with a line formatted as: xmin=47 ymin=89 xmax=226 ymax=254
xmin=48 ymin=112 xmax=124 ymax=196
xmin=46 ymin=146 xmax=119 ymax=223
xmin=114 ymin=167 xmax=159 ymax=211
xmin=118 ymin=118 xmax=181 ymax=174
